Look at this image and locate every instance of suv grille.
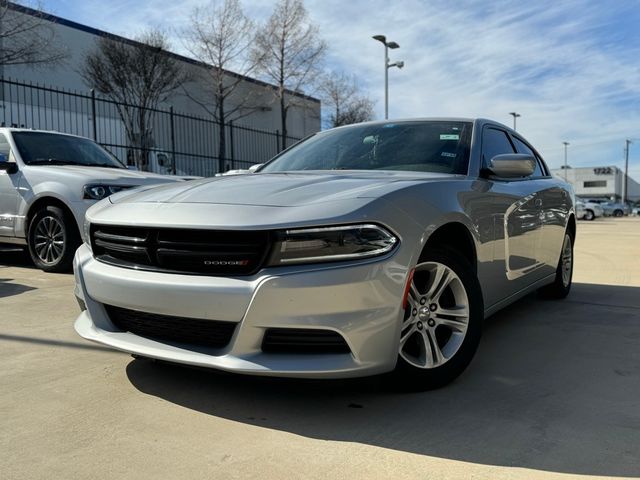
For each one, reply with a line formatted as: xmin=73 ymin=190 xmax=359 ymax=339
xmin=91 ymin=225 xmax=271 ymax=276
xmin=262 ymin=328 xmax=351 ymax=354
xmin=105 ymin=305 xmax=237 ymax=349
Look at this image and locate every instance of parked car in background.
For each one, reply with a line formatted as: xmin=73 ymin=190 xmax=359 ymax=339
xmin=583 ymin=198 xmax=629 ymax=217
xmin=576 ymin=199 xmax=604 ymax=220
xmin=74 ymin=118 xmax=576 ymax=390
xmin=128 ymin=149 xmax=194 ymax=178
xmin=0 ymin=129 xmax=185 ymax=272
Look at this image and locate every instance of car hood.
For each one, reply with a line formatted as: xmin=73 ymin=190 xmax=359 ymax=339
xmin=109 ymin=171 xmax=456 ymax=207
xmin=24 ymin=165 xmax=182 ymax=185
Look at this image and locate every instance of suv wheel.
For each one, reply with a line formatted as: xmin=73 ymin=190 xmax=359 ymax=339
xmin=584 ymin=209 xmax=595 ymax=221
xmin=27 ymin=206 xmax=80 ymax=273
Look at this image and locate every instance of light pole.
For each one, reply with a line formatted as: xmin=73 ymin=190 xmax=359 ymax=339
xmin=372 ymin=35 xmax=404 ymax=119
xmin=562 ymin=141 xmax=570 ymax=181
xmin=624 ymin=139 xmax=632 ymax=204
xmin=509 ymin=112 xmax=521 ymax=130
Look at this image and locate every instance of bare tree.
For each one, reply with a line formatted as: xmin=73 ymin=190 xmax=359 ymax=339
xmin=0 ymin=1 xmax=67 ymax=67
xmin=253 ymin=0 xmax=325 ymax=150
xmin=81 ymin=30 xmax=190 ymax=170
xmin=183 ymin=0 xmax=258 ymax=172
xmin=320 ymin=72 xmax=374 ymax=128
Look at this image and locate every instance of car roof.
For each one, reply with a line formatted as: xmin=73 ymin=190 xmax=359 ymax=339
xmin=0 ymin=127 xmax=88 ymax=140
xmin=326 ymin=117 xmax=512 ymax=133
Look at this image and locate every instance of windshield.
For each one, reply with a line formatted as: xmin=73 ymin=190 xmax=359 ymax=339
xmin=261 ymin=121 xmax=472 ymax=174
xmin=12 ymin=132 xmax=125 ymax=168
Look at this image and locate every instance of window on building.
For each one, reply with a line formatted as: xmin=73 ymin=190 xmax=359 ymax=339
xmin=584 ymin=180 xmax=607 ymax=188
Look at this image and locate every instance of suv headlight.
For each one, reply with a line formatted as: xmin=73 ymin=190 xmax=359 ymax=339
xmin=267 ymin=224 xmax=398 ymax=266
xmin=83 ymin=184 xmax=134 ymax=200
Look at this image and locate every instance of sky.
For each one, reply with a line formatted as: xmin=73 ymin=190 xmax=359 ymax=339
xmin=48 ymin=0 xmax=640 ymax=179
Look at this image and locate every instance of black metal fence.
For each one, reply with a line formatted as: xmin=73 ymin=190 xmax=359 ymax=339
xmin=0 ymin=77 xmax=302 ymax=176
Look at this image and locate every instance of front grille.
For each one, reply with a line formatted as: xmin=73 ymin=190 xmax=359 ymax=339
xmin=262 ymin=328 xmax=351 ymax=354
xmin=105 ymin=305 xmax=237 ymax=349
xmin=91 ymin=225 xmax=271 ymax=276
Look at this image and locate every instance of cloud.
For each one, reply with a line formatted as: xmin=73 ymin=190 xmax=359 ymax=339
xmin=51 ymin=0 xmax=640 ymax=179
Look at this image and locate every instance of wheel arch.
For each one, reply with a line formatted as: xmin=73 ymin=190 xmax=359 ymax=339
xmin=419 ymin=221 xmax=478 ymax=273
xmin=26 ymin=196 xmax=80 ymax=237
xmin=567 ymin=213 xmax=576 ymax=243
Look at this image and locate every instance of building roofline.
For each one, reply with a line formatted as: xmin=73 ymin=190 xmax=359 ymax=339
xmin=7 ymin=2 xmax=321 ymax=104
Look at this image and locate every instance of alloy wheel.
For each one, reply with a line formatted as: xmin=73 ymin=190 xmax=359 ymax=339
xmin=34 ymin=215 xmax=65 ymax=264
xmin=400 ymin=261 xmax=470 ymax=369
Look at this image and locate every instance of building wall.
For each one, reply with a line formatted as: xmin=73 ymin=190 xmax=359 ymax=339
xmin=1 ymin=4 xmax=321 ymax=139
xmin=551 ymin=166 xmax=640 ymax=202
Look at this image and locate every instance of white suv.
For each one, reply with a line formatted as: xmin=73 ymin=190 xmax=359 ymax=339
xmin=0 ymin=129 xmax=183 ymax=272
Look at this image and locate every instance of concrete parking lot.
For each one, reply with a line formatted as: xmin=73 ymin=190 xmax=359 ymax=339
xmin=1 ymin=218 xmax=639 ymax=480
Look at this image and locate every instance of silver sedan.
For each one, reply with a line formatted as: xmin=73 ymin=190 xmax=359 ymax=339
xmin=74 ymin=118 xmax=576 ymax=390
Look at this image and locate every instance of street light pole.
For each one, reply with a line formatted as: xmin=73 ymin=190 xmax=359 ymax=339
xmin=372 ymin=35 xmax=403 ymax=119
xmin=623 ymin=139 xmax=632 ymax=204
xmin=563 ymin=141 xmax=570 ymax=181
xmin=509 ymin=112 xmax=521 ymax=130
xmin=384 ymin=43 xmax=389 ymax=119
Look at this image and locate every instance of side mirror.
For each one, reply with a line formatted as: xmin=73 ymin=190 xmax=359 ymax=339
xmin=0 ymin=153 xmax=18 ymax=174
xmin=487 ymin=154 xmax=536 ymax=178
xmin=248 ymin=163 xmax=263 ymax=173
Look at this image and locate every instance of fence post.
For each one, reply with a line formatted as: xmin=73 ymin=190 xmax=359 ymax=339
xmin=276 ymin=130 xmax=280 ymax=154
xmin=90 ymin=89 xmax=97 ymax=141
xmin=170 ymin=106 xmax=176 ymax=175
xmin=229 ymin=120 xmax=235 ymax=170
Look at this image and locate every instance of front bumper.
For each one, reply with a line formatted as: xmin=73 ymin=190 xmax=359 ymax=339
xmin=73 ymin=244 xmax=408 ymax=378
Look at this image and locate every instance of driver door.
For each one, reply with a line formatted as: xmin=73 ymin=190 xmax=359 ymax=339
xmin=482 ymin=127 xmax=545 ymax=297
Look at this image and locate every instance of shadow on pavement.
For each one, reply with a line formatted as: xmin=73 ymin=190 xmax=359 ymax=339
xmin=0 ymin=278 xmax=36 ymax=298
xmin=126 ymin=282 xmax=640 ymax=477
xmin=0 ymin=247 xmax=33 ymax=269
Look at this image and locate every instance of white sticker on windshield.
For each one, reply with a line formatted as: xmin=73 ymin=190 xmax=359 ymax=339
xmin=441 ymin=152 xmax=456 ymax=158
xmin=440 ymin=134 xmax=459 ymax=140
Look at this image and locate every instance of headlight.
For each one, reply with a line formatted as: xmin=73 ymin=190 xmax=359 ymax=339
xmin=268 ymin=224 xmax=398 ymax=266
xmin=83 ymin=184 xmax=134 ymax=200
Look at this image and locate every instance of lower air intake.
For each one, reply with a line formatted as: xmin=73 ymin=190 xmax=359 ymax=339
xmin=105 ymin=305 xmax=236 ymax=349
xmin=262 ymin=328 xmax=351 ymax=354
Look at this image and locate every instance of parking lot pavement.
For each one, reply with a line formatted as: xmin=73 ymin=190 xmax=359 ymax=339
xmin=1 ymin=218 xmax=639 ymax=480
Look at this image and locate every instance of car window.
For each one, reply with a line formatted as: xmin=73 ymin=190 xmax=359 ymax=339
xmin=511 ymin=136 xmax=544 ymax=177
xmin=0 ymin=133 xmax=11 ymax=158
xmin=482 ymin=128 xmax=515 ymax=168
xmin=12 ymin=132 xmax=125 ymax=168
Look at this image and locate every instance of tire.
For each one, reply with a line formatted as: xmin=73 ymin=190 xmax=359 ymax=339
xmin=614 ymin=209 xmax=623 ymax=217
xmin=539 ymin=229 xmax=574 ymax=299
xmin=27 ymin=205 xmax=81 ymax=273
xmin=391 ymin=248 xmax=483 ymax=391
xmin=584 ymin=209 xmax=595 ymax=221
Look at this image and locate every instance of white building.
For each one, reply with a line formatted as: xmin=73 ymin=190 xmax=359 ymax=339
xmin=551 ymin=166 xmax=640 ymax=202
xmin=0 ymin=3 xmax=321 ymax=174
